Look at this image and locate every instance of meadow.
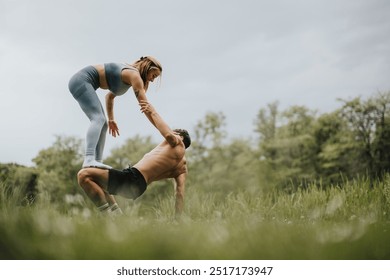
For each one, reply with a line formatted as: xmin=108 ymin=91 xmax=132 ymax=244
xmin=2 ymin=92 xmax=390 ymax=260
xmin=1 ymin=176 xmax=390 ymax=260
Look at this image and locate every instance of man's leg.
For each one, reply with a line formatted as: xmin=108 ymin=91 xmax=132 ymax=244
xmin=78 ymin=168 xmax=123 ymax=215
xmin=78 ymin=168 xmax=110 ymax=209
xmin=105 ymin=193 xmax=123 ymax=215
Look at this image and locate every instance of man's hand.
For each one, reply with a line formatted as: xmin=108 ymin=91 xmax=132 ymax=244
xmin=139 ymin=100 xmax=176 ymax=146
xmin=108 ymin=120 xmax=120 ymax=137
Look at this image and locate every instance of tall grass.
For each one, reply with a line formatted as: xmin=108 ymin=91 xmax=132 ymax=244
xmin=1 ymin=177 xmax=390 ymax=260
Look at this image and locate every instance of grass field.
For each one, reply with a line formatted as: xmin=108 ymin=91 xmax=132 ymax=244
xmin=1 ymin=177 xmax=390 ymax=260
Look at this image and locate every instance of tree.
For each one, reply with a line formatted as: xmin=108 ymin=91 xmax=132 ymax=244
xmin=313 ymin=111 xmax=358 ymax=184
xmin=371 ymin=91 xmax=390 ymax=177
xmin=32 ymin=135 xmax=83 ymax=201
xmin=186 ymin=112 xmax=259 ymax=196
xmin=339 ymin=97 xmax=377 ymax=180
xmin=105 ymin=135 xmax=156 ymax=169
xmin=0 ymin=163 xmax=38 ymax=205
xmin=255 ymin=101 xmax=279 ymax=142
xmin=254 ymin=101 xmax=279 ymax=162
xmin=254 ymin=104 xmax=317 ymax=190
xmin=190 ymin=111 xmax=227 ymax=162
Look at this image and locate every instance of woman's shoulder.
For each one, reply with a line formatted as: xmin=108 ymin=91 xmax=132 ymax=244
xmin=121 ymin=65 xmax=143 ymax=88
xmin=104 ymin=62 xmax=136 ymax=70
xmin=123 ymin=63 xmax=139 ymax=71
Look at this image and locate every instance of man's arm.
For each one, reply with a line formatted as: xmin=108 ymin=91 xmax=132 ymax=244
xmin=174 ymin=173 xmax=186 ymax=218
xmin=139 ymin=101 xmax=179 ymax=147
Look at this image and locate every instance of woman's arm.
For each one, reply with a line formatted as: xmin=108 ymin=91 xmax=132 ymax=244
xmin=105 ymin=92 xmax=120 ymax=137
xmin=122 ymin=68 xmax=159 ymax=128
xmin=133 ymin=87 xmax=157 ymax=127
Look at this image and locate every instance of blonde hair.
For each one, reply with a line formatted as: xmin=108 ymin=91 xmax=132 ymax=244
xmin=132 ymin=56 xmax=163 ymax=91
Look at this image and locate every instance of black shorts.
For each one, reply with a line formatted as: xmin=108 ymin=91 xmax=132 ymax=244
xmin=107 ymin=167 xmax=147 ymax=199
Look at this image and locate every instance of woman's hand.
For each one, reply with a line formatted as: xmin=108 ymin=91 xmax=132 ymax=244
xmin=108 ymin=120 xmax=120 ymax=137
xmin=139 ymin=101 xmax=156 ymax=115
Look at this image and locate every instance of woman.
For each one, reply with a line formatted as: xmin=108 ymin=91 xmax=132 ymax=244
xmin=68 ymin=56 xmax=163 ymax=169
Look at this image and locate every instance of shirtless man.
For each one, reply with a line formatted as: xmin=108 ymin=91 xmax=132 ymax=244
xmin=77 ymin=101 xmax=191 ymax=217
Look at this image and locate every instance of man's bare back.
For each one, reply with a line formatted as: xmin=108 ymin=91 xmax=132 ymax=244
xmin=134 ymin=135 xmax=187 ymax=184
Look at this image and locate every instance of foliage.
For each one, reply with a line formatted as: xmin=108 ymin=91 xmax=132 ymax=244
xmin=187 ymin=112 xmax=260 ymax=198
xmin=2 ymin=90 xmax=390 ymax=206
xmin=0 ymin=163 xmax=38 ymax=206
xmin=1 ymin=90 xmax=390 ymax=259
xmin=32 ymin=135 xmax=83 ymax=204
xmin=104 ymin=135 xmax=155 ymax=169
xmin=254 ymin=91 xmax=390 ymax=190
xmin=190 ymin=111 xmax=227 ymax=161
xmin=0 ymin=89 xmax=390 ymax=259
xmin=255 ymin=104 xmax=319 ymax=189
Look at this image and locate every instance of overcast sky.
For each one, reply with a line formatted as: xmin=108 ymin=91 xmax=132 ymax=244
xmin=1 ymin=0 xmax=390 ymax=166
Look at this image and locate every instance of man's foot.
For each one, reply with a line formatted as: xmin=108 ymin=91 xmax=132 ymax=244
xmin=82 ymin=160 xmax=112 ymax=169
xmin=109 ymin=203 xmax=123 ymax=216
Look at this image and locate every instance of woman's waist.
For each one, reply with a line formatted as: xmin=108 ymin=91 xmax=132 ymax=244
xmin=93 ymin=64 xmax=109 ymax=90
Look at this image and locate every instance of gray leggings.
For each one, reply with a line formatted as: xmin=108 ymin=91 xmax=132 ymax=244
xmin=68 ymin=66 xmax=107 ymax=160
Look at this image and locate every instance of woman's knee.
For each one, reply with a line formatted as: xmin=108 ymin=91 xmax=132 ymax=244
xmin=101 ymin=118 xmax=108 ymax=131
xmin=91 ymin=114 xmax=107 ymax=128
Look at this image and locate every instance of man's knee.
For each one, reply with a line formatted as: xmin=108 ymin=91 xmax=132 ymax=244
xmin=77 ymin=169 xmax=91 ymax=187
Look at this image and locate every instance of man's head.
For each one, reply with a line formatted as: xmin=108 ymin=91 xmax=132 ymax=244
xmin=174 ymin=129 xmax=191 ymax=149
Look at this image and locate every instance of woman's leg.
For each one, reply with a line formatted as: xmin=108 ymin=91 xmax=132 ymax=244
xmin=70 ymin=82 xmax=111 ymax=169
xmin=95 ymin=101 xmax=108 ymax=163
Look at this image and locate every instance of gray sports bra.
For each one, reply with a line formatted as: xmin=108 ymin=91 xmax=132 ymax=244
xmin=104 ymin=63 xmax=138 ymax=96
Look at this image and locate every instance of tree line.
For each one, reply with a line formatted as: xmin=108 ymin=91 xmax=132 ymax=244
xmin=1 ymin=90 xmax=389 ymax=205
xmin=255 ymin=91 xmax=390 ymax=189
